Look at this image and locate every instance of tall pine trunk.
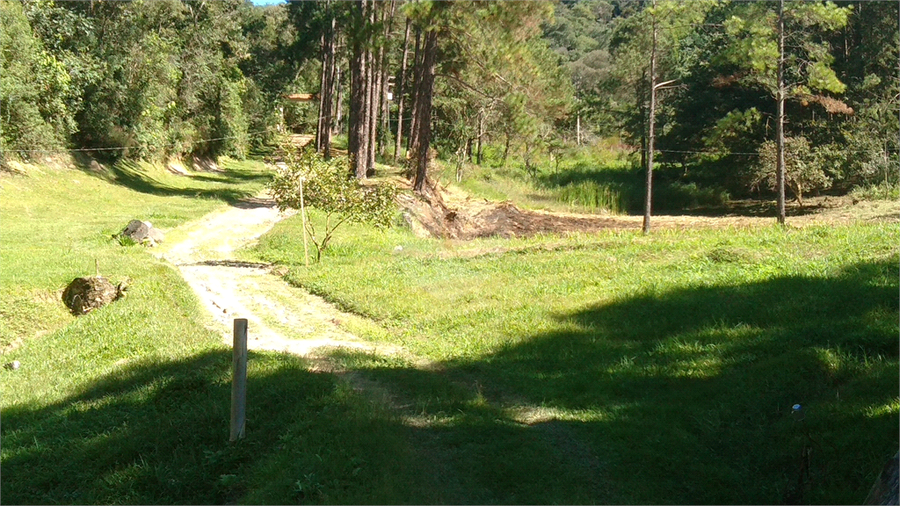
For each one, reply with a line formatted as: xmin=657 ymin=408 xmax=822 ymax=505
xmin=394 ymin=17 xmax=411 ymax=163
xmin=776 ymin=0 xmax=786 ymax=225
xmin=348 ymin=0 xmax=370 ymax=179
xmin=412 ymin=28 xmax=438 ymax=193
xmin=316 ymin=5 xmax=336 ymax=160
xmin=365 ymin=3 xmax=377 ymax=176
xmin=316 ymin=30 xmax=326 ymax=152
xmin=378 ymin=0 xmax=395 ymax=158
xmin=407 ymin=26 xmax=422 ymax=164
xmin=333 ymin=62 xmax=343 ymax=136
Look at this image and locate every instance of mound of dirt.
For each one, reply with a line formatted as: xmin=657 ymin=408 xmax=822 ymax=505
xmin=396 ymin=180 xmax=900 ymax=240
xmin=397 ymin=180 xmax=632 ymax=239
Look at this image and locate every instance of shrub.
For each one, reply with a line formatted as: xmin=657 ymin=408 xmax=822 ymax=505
xmin=752 ymin=137 xmax=831 ymax=206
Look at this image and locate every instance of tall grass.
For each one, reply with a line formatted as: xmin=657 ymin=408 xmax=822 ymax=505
xmin=554 ymin=179 xmax=626 ymax=214
xmin=439 ymin=149 xmax=730 ymax=215
xmin=850 ymin=181 xmax=900 ymax=201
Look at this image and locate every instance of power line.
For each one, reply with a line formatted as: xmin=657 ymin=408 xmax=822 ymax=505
xmin=656 ymin=146 xmax=900 ymax=157
xmin=0 ymin=126 xmax=280 ymax=156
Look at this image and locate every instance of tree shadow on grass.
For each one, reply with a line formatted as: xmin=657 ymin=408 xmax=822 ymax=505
xmin=0 ymin=349 xmax=424 ymax=505
xmin=3 ymin=260 xmax=896 ymax=505
xmin=109 ymin=161 xmax=263 ymax=205
xmin=333 ymin=258 xmax=899 ymax=504
xmin=186 ymin=166 xmax=271 ymax=185
xmin=70 ymin=155 xmax=271 ymax=207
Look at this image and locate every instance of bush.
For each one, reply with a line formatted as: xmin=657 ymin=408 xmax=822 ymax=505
xmin=0 ymin=1 xmax=75 ymax=155
xmin=752 ymin=137 xmax=831 ymax=206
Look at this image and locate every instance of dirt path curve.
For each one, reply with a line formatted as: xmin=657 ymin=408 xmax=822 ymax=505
xmin=154 ymin=193 xmax=397 ymax=358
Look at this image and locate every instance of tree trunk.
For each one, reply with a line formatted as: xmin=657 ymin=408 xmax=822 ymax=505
xmin=394 ymin=17 xmax=411 ymax=163
xmin=642 ymin=2 xmax=657 ymax=235
xmin=316 ymin=6 xmax=336 ymax=160
xmin=378 ymin=0 xmax=394 ymax=158
xmin=366 ymin=1 xmax=378 ymax=177
xmin=333 ymin=63 xmax=343 ymax=136
xmin=638 ymin=70 xmax=647 ymax=177
xmin=348 ymin=0 xmax=369 ymax=179
xmin=407 ymin=26 xmax=422 ymax=161
xmin=576 ymin=113 xmax=581 ymax=147
xmin=317 ymin=30 xmax=326 ymax=153
xmin=502 ymin=130 xmax=510 ymax=166
xmin=412 ymin=28 xmax=438 ymax=193
xmin=476 ymin=112 xmax=484 ymax=165
xmin=776 ymin=0 xmax=787 ymax=225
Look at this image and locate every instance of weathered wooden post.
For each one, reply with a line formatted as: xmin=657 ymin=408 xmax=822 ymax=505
xmin=230 ymin=318 xmax=248 ymax=441
xmin=299 ymin=176 xmax=310 ymax=267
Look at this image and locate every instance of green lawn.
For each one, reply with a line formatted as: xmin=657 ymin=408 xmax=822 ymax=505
xmin=1 ymin=159 xmax=417 ymax=504
xmin=250 ymin=207 xmax=900 ymax=504
xmin=1 ymin=156 xmax=897 ymax=504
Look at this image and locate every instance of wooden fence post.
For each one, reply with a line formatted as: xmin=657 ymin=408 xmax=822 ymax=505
xmin=230 ymin=318 xmax=248 ymax=441
xmin=299 ymin=177 xmax=309 ymax=267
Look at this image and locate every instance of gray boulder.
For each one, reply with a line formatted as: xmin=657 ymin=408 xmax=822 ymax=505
xmin=118 ymin=220 xmax=164 ymax=247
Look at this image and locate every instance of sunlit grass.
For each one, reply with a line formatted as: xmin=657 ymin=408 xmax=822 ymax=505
xmin=0 ymin=158 xmax=435 ymax=505
xmin=0 ymin=158 xmax=270 ymax=349
xmin=251 ymin=207 xmax=899 ymax=504
xmin=3 ymin=153 xmax=897 ymax=504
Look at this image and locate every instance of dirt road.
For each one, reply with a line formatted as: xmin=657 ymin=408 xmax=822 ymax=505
xmin=154 ymin=194 xmax=394 ymax=358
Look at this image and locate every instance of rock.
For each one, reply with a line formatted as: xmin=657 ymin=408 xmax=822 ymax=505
xmin=5 ymin=360 xmax=20 ymax=370
xmin=89 ymin=160 xmax=106 ymax=174
xmin=118 ymin=220 xmax=164 ymax=247
xmin=62 ymin=276 xmax=128 ymax=316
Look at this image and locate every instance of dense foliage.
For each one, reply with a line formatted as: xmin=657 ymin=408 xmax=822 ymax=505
xmin=545 ymin=0 xmax=898 ymax=199
xmin=2 ymin=0 xmax=305 ymax=161
xmin=1 ymin=0 xmax=897 ymax=202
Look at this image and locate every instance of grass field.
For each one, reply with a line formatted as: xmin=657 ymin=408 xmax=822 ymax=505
xmin=251 ymin=203 xmax=899 ymax=504
xmin=0 ymin=159 xmax=401 ymax=504
xmin=1 ymin=154 xmax=897 ymax=505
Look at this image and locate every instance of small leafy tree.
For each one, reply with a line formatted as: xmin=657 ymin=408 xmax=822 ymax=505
xmin=269 ymin=143 xmax=396 ymax=262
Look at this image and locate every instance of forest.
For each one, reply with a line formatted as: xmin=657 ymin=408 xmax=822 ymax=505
xmin=2 ymin=0 xmax=898 ymax=220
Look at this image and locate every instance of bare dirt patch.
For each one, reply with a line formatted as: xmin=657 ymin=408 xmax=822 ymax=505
xmin=398 ymin=181 xmax=898 ymax=239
